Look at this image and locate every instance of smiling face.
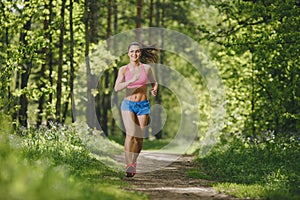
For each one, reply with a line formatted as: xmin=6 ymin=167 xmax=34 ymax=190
xmin=128 ymin=45 xmax=142 ymax=62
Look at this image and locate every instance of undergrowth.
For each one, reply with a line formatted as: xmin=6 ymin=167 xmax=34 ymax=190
xmin=0 ymin=114 xmax=147 ymax=200
xmin=192 ymin=131 xmax=300 ymax=200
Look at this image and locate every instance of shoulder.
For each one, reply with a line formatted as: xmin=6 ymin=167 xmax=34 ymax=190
xmin=118 ymin=65 xmax=128 ymax=74
xmin=142 ymin=63 xmax=152 ymax=72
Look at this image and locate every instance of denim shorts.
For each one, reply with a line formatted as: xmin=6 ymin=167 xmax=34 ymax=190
xmin=121 ymin=99 xmax=150 ymax=115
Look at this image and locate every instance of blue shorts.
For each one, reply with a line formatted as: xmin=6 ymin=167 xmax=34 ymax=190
xmin=121 ymin=99 xmax=150 ymax=115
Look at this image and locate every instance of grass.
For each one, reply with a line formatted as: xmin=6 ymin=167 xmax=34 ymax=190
xmin=187 ymin=169 xmax=212 ymax=181
xmin=108 ymin=134 xmax=171 ymax=150
xmin=214 ymin=182 xmax=300 ymax=200
xmin=0 ymin=118 xmax=148 ymax=200
xmin=214 ymin=183 xmax=265 ymax=199
xmin=109 ymin=134 xmax=198 ymax=155
xmin=142 ymin=138 xmax=171 ymax=150
xmin=189 ymin=133 xmax=300 ymax=200
xmin=3 ymin=109 xmax=298 ymax=200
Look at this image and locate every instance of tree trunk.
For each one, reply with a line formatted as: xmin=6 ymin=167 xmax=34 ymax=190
xmin=136 ymin=0 xmax=142 ymax=28
xmin=62 ymin=0 xmax=75 ymax=124
xmin=149 ymin=0 xmax=154 ymax=27
xmin=155 ymin=0 xmax=160 ymax=27
xmin=69 ymin=0 xmax=75 ymax=123
xmin=56 ymin=0 xmax=66 ymax=123
xmin=251 ymin=52 xmax=256 ymax=136
xmin=89 ymin=0 xmax=100 ymax=44
xmin=107 ymin=0 xmax=112 ymax=38
xmin=99 ymin=0 xmax=113 ymax=135
xmin=84 ymin=0 xmax=100 ymax=129
xmin=37 ymin=2 xmax=50 ymax=127
xmin=47 ymin=0 xmax=54 ymax=125
xmin=111 ymin=0 xmax=119 ymax=136
xmin=4 ymin=18 xmax=14 ymax=123
xmin=148 ymin=0 xmax=154 ymax=41
xmin=18 ymin=3 xmax=32 ymax=128
xmin=6 ymin=26 xmax=11 ymax=114
xmin=136 ymin=0 xmax=143 ymax=40
xmin=113 ymin=0 xmax=118 ymax=34
xmin=152 ymin=0 xmax=164 ymax=139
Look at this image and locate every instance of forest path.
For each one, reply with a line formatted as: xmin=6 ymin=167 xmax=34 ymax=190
xmin=121 ymin=152 xmax=244 ymax=200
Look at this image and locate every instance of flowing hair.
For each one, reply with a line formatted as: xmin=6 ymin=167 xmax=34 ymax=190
xmin=128 ymin=42 xmax=158 ymax=64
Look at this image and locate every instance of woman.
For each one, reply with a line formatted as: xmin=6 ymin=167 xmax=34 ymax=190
xmin=114 ymin=42 xmax=158 ymax=177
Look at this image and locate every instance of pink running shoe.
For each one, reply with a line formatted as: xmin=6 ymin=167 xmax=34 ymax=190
xmin=125 ymin=162 xmax=137 ymax=177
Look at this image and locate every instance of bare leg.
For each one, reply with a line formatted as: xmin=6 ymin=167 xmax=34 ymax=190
xmin=124 ymin=135 xmax=134 ymax=165
xmin=132 ymin=137 xmax=144 ymax=163
xmin=121 ymin=111 xmax=137 ymax=165
xmin=132 ymin=114 xmax=148 ymax=163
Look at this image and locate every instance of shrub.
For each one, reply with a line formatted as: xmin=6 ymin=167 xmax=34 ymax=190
xmin=195 ymin=132 xmax=300 ymax=199
xmin=0 ymin=122 xmax=147 ymax=200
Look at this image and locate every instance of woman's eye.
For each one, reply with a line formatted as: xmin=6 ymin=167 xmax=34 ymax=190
xmin=130 ymin=50 xmax=140 ymax=53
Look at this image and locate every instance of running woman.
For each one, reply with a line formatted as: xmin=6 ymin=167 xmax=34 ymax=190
xmin=114 ymin=42 xmax=158 ymax=177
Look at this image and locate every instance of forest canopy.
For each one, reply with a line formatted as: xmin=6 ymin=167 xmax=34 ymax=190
xmin=0 ymin=0 xmax=299 ymax=141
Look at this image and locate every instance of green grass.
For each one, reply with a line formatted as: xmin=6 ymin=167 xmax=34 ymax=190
xmin=214 ymin=183 xmax=266 ymax=199
xmin=108 ymin=134 xmax=171 ymax=150
xmin=142 ymin=138 xmax=171 ymax=150
xmin=187 ymin=169 xmax=212 ymax=181
xmin=214 ymin=182 xmax=300 ymax=200
xmin=190 ymin=133 xmax=300 ymax=200
xmin=0 ymin=118 xmax=148 ymax=200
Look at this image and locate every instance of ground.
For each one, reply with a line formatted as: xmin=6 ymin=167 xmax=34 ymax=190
xmin=119 ymin=152 xmax=248 ymax=200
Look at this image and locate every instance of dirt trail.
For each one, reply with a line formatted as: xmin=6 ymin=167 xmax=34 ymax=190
xmin=121 ymin=152 xmax=243 ymax=200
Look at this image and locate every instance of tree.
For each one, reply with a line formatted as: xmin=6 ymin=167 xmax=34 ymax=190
xmin=83 ymin=0 xmax=101 ymax=130
xmin=18 ymin=0 xmax=32 ymax=128
xmin=199 ymin=0 xmax=300 ymax=135
xmin=37 ymin=0 xmax=51 ymax=127
xmin=135 ymin=0 xmax=143 ymax=40
xmin=63 ymin=0 xmax=76 ymax=123
xmin=55 ymin=0 xmax=66 ymax=123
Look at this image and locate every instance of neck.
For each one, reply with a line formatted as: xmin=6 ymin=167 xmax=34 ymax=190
xmin=129 ymin=61 xmax=140 ymax=67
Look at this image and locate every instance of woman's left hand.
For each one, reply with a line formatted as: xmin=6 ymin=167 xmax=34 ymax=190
xmin=151 ymin=87 xmax=158 ymax=96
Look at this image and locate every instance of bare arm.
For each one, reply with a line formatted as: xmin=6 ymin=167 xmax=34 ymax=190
xmin=114 ymin=66 xmax=138 ymax=92
xmin=147 ymin=65 xmax=158 ymax=96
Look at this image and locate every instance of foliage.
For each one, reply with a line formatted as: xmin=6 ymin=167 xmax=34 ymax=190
xmin=0 ymin=122 xmax=147 ymax=200
xmin=21 ymin=123 xmax=91 ymax=171
xmin=203 ymin=0 xmax=300 ymax=135
xmin=214 ymin=183 xmax=267 ymax=199
xmin=191 ymin=2 xmax=300 ymax=197
xmin=1 ymin=0 xmax=299 ymax=197
xmin=193 ymin=132 xmax=300 ymax=199
xmin=1 ymin=0 xmax=297 ymax=141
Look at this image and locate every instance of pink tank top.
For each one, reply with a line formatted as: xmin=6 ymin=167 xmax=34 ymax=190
xmin=124 ymin=64 xmax=147 ymax=88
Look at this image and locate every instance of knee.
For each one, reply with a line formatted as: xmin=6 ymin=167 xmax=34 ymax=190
xmin=125 ymin=135 xmax=134 ymax=142
xmin=133 ymin=137 xmax=143 ymax=147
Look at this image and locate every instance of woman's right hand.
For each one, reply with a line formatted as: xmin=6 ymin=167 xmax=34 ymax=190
xmin=129 ymin=73 xmax=139 ymax=83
